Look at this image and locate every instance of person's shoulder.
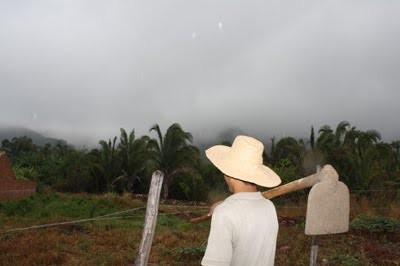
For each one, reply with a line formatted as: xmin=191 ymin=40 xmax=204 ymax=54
xmin=261 ymin=197 xmax=277 ymax=210
xmin=211 ymin=201 xmax=236 ymax=229
xmin=213 ymin=198 xmax=236 ymax=217
xmin=263 ymin=198 xmax=275 ymax=206
xmin=213 ymin=200 xmax=230 ymax=213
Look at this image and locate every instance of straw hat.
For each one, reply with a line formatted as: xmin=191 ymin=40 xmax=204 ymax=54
xmin=206 ymin=135 xmax=281 ymax=187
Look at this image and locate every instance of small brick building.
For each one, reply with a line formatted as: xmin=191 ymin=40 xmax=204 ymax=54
xmin=0 ymin=151 xmax=36 ymax=201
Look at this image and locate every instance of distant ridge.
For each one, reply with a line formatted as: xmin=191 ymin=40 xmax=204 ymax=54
xmin=0 ymin=127 xmax=69 ymax=147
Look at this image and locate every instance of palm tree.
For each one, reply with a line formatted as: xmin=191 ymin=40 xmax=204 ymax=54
xmin=317 ymin=121 xmax=351 ymax=154
xmin=54 ymin=142 xmax=72 ymax=158
xmin=60 ymin=149 xmax=97 ymax=192
xmin=274 ymin=137 xmax=303 ymax=167
xmin=356 ymin=130 xmax=381 ymax=159
xmin=352 ymin=129 xmax=382 ymax=188
xmin=98 ymin=136 xmax=119 ymax=191
xmin=11 ymin=136 xmax=36 ymax=155
xmin=118 ymin=128 xmax=152 ymax=192
xmin=314 ymin=122 xmax=366 ymax=186
xmin=1 ymin=139 xmax=12 ymax=152
xmin=149 ymin=123 xmax=200 ymax=199
xmin=41 ymin=143 xmax=53 ymax=157
xmin=334 ymin=121 xmax=350 ymax=147
xmin=330 ymin=126 xmax=383 ymax=189
xmin=391 ymin=140 xmax=400 ymax=170
xmin=317 ymin=125 xmax=336 ymax=154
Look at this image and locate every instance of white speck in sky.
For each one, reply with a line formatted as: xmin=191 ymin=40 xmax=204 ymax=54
xmin=32 ymin=113 xmax=38 ymax=120
xmin=218 ymin=21 xmax=223 ymax=31
xmin=191 ymin=32 xmax=197 ymax=39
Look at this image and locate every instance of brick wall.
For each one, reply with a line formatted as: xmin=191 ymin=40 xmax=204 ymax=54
xmin=0 ymin=152 xmax=36 ymax=201
xmin=0 ymin=151 xmax=16 ymax=180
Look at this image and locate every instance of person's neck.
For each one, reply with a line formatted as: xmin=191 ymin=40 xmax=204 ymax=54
xmin=232 ymin=184 xmax=258 ymax=193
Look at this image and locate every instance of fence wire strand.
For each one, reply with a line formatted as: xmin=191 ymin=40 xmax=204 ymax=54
xmin=1 ymin=189 xmax=398 ymax=234
xmin=0 ymin=207 xmax=207 ymax=234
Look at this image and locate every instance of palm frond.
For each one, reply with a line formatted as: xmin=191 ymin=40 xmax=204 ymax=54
xmin=150 ymin=123 xmax=163 ymax=149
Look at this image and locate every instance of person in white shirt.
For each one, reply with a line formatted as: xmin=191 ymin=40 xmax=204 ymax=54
xmin=202 ymin=135 xmax=282 ymax=266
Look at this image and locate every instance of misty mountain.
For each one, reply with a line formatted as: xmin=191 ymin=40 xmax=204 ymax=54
xmin=0 ymin=127 xmax=69 ymax=147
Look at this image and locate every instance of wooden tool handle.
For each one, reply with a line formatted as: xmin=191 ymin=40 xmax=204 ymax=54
xmin=262 ymin=172 xmax=321 ymax=199
xmin=189 ymin=165 xmax=336 ymax=223
xmin=189 ymin=215 xmax=212 ymax=223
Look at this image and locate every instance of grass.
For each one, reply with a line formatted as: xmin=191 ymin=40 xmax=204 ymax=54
xmin=0 ymin=192 xmax=142 ymax=219
xmin=0 ymin=192 xmax=399 ymax=265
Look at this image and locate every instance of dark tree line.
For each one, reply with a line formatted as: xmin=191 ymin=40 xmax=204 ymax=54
xmin=269 ymin=121 xmax=400 ymax=192
xmin=1 ymin=121 xmax=399 ymax=201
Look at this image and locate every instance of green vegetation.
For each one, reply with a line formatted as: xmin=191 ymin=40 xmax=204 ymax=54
xmin=0 ymin=193 xmax=399 ymax=265
xmin=0 ymin=193 xmax=143 ymax=221
xmin=0 ymin=193 xmax=210 ymax=265
xmin=1 ymin=121 xmax=400 ymax=201
xmin=328 ymin=254 xmax=362 ymax=266
xmin=148 ymin=123 xmax=200 ymax=199
xmin=1 ymin=122 xmax=400 ymax=264
xmin=351 ymin=215 xmax=400 ymax=233
xmin=173 ymin=245 xmax=206 ymax=261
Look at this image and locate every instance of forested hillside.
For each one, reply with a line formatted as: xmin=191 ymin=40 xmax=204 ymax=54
xmin=0 ymin=127 xmax=68 ymax=147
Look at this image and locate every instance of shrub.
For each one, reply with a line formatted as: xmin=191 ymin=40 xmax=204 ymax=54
xmin=13 ymin=166 xmax=38 ymax=181
xmin=272 ymin=158 xmax=298 ymax=183
xmin=351 ymin=215 xmax=400 ymax=233
xmin=0 ymin=198 xmax=34 ymax=216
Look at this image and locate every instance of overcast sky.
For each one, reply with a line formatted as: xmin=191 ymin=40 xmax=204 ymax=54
xmin=1 ymin=0 xmax=399 ymax=146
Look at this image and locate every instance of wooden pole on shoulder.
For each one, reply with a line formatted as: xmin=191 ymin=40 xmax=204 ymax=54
xmin=190 ymin=165 xmax=337 ymax=223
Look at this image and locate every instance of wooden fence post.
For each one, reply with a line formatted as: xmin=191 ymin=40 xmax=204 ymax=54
xmin=309 ymin=165 xmax=321 ymax=266
xmin=135 ymin=171 xmax=164 ymax=266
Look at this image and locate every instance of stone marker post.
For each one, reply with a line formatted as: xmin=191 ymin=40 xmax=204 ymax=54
xmin=135 ymin=171 xmax=164 ymax=266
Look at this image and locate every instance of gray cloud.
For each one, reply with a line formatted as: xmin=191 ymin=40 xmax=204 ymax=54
xmin=1 ymin=0 xmax=399 ymax=146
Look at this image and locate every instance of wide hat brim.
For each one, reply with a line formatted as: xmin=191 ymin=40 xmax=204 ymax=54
xmin=206 ymin=145 xmax=281 ymax=188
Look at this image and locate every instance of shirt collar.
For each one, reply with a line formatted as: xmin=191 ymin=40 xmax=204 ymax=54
xmin=226 ymin=191 xmax=263 ymax=200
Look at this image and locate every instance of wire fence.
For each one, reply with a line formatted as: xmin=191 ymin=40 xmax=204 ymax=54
xmin=0 ymin=205 xmax=208 ymax=234
xmin=1 ymin=189 xmax=398 ymax=234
